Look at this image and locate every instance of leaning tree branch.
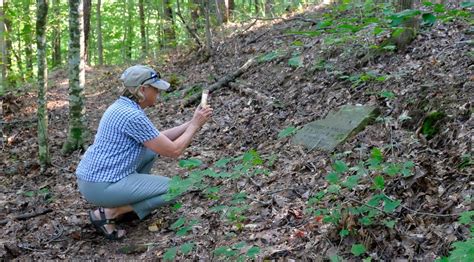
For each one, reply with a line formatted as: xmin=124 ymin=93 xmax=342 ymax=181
xmin=176 ymin=0 xmax=202 ymax=48
xmin=182 ymin=56 xmax=259 ymax=107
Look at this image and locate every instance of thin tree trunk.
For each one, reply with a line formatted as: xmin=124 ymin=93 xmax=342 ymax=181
xmin=204 ymin=0 xmax=213 ymax=56
xmin=97 ymin=0 xmax=103 ymax=65
xmin=4 ymin=0 xmax=13 ymax=87
xmin=14 ymin=25 xmax=24 ymax=82
xmin=36 ymin=0 xmax=51 ymax=169
xmin=215 ymin=0 xmax=224 ymax=25
xmin=190 ymin=0 xmax=202 ymax=32
xmin=163 ymin=0 xmax=176 ymax=47
xmin=264 ymin=0 xmax=272 ymax=17
xmin=83 ymin=0 xmax=91 ymax=65
xmin=125 ymin=0 xmax=133 ymax=60
xmin=63 ymin=0 xmax=87 ymax=154
xmin=138 ymin=0 xmax=146 ymax=58
xmin=24 ymin=0 xmax=34 ymax=76
xmin=0 ymin=0 xmax=6 ymax=94
xmin=51 ymin=0 xmax=61 ymax=67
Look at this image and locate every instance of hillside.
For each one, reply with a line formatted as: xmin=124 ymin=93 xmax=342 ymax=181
xmin=1 ymin=2 xmax=473 ymax=261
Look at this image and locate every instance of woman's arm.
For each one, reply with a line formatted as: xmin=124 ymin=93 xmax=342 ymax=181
xmin=144 ymin=106 xmax=213 ymax=158
xmin=161 ymin=121 xmax=191 ymax=141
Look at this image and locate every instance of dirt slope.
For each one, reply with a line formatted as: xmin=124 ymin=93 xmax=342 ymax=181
xmin=1 ymin=3 xmax=472 ymax=261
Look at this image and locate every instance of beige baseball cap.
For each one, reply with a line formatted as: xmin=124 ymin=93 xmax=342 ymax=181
xmin=120 ymin=65 xmax=170 ymax=90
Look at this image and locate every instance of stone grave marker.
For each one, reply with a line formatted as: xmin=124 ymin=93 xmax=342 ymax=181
xmin=292 ymin=105 xmax=379 ymax=152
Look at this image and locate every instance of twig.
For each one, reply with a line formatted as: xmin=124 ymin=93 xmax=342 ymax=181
xmin=383 ymin=193 xmax=463 ymax=217
xmin=0 ymin=208 xmax=53 ymax=225
xmin=45 ymin=223 xmax=65 ymax=243
xmin=345 ymin=198 xmax=398 ymax=218
xmin=264 ymin=186 xmax=307 ymax=195
xmin=246 ymin=28 xmax=272 ymax=45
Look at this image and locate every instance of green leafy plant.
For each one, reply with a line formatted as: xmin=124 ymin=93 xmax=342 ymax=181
xmin=170 ymin=217 xmax=199 ymax=237
xmin=258 ymin=50 xmax=283 ymax=63
xmin=178 ymin=158 xmax=203 ymax=169
xmin=306 ymin=147 xmax=414 ymax=254
xmin=213 ymin=242 xmax=260 ymax=261
xmin=278 ymin=126 xmax=297 ymax=139
xmin=439 ymin=210 xmax=474 ymax=261
xmin=351 ymin=244 xmax=366 ymax=256
xmin=288 ymin=53 xmax=303 ymax=68
xmin=163 ymin=242 xmax=195 ymax=261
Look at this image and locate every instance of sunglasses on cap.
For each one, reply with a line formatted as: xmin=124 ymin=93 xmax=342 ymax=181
xmin=140 ymin=72 xmax=161 ymax=86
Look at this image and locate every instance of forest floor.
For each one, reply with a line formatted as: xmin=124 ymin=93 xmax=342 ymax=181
xmin=1 ymin=2 xmax=473 ymax=261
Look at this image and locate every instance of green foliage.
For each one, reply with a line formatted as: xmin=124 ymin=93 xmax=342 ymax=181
xmin=213 ymin=242 xmax=260 ymax=260
xmin=288 ymin=53 xmax=303 ymax=68
xmin=421 ymin=111 xmax=446 ymax=140
xmin=379 ymin=90 xmax=396 ymax=100
xmin=457 ymin=154 xmax=473 ymax=169
xmin=441 ymin=210 xmax=474 ymax=261
xmin=258 ymin=50 xmax=283 ymax=63
xmin=180 ymin=242 xmax=195 ymax=255
xmin=163 ymin=247 xmax=177 ymax=261
xmin=459 ymin=211 xmax=474 ymax=226
xmin=339 ymin=71 xmax=389 ymax=88
xmin=178 ymin=158 xmax=203 ymax=169
xmin=278 ymin=126 xmax=297 ymax=139
xmin=306 ymin=147 xmax=415 ymax=255
xmin=351 ymin=244 xmax=366 ymax=256
xmin=170 ymin=217 xmax=199 ymax=237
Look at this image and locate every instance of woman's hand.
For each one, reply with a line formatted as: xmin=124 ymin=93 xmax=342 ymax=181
xmin=190 ymin=105 xmax=213 ymax=128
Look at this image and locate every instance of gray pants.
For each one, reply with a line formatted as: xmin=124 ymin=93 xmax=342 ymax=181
xmin=77 ymin=149 xmax=171 ymax=219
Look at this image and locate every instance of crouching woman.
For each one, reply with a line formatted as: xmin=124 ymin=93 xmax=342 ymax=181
xmin=75 ymin=65 xmax=213 ymax=240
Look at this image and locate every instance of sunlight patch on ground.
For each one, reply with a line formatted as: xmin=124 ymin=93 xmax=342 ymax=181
xmin=47 ymin=99 xmax=68 ymax=110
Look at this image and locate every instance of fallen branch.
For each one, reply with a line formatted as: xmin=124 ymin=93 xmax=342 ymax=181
xmin=182 ymin=56 xmax=259 ymax=107
xmin=0 ymin=208 xmax=53 ymax=225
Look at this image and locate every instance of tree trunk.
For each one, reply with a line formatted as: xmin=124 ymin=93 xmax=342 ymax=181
xmin=163 ymin=0 xmax=176 ymax=47
xmin=204 ymin=0 xmax=213 ymax=56
xmin=3 ymin=1 xmax=13 ymax=87
xmin=0 ymin=0 xmax=6 ymax=94
xmin=83 ymin=0 xmax=91 ymax=65
xmin=215 ymin=0 xmax=224 ymax=25
xmin=97 ymin=0 xmax=103 ymax=65
xmin=190 ymin=0 xmax=201 ymax=30
xmin=23 ymin=0 xmax=34 ymax=77
xmin=14 ymin=26 xmax=24 ymax=82
xmin=125 ymin=0 xmax=133 ymax=60
xmin=63 ymin=0 xmax=87 ymax=155
xmin=225 ymin=0 xmax=234 ymax=22
xmin=36 ymin=0 xmax=51 ymax=169
xmin=264 ymin=0 xmax=272 ymax=17
xmin=51 ymin=0 xmax=61 ymax=68
xmin=138 ymin=0 xmax=147 ymax=58
xmin=254 ymin=0 xmax=259 ymax=16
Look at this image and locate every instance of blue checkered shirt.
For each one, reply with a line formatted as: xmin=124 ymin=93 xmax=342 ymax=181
xmin=76 ymin=97 xmax=160 ymax=182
